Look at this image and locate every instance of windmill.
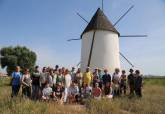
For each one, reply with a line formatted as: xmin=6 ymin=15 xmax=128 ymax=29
xmin=68 ymin=1 xmax=147 ymax=73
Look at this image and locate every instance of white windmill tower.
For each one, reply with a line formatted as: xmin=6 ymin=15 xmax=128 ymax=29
xmin=81 ymin=8 xmax=120 ymax=72
xmin=68 ymin=1 xmax=147 ymax=73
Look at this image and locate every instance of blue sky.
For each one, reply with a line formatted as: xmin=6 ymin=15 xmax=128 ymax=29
xmin=0 ymin=0 xmax=165 ymax=75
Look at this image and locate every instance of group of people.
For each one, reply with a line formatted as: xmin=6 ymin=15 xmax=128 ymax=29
xmin=11 ymin=65 xmax=143 ymax=104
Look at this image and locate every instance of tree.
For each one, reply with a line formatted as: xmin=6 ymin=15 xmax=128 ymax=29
xmin=0 ymin=46 xmax=37 ymax=75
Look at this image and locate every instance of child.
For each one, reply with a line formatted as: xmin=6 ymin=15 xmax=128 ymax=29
xmin=41 ymin=83 xmax=53 ymax=101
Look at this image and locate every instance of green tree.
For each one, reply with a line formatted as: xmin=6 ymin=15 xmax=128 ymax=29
xmin=0 ymin=46 xmax=37 ymax=75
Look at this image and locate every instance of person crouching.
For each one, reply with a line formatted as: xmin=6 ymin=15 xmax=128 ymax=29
xmin=68 ymin=82 xmax=79 ymax=103
xmin=92 ymin=83 xmax=102 ymax=100
xmin=41 ymin=83 xmax=53 ymax=101
xmin=52 ymin=82 xmax=64 ymax=104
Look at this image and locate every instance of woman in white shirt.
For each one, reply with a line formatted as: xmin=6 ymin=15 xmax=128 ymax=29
xmin=63 ymin=69 xmax=72 ymax=103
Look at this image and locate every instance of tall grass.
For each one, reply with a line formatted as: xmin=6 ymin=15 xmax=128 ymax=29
xmin=0 ymin=77 xmax=165 ymax=114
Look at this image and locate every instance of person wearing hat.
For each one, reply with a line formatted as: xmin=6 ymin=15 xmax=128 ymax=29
xmin=134 ymin=70 xmax=143 ymax=97
xmin=128 ymin=69 xmax=135 ymax=96
xmin=83 ymin=67 xmax=93 ymax=86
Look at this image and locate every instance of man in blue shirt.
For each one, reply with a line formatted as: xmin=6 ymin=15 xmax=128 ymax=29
xmin=11 ymin=66 xmax=22 ymax=97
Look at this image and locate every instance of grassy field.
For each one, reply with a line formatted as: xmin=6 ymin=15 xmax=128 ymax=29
xmin=0 ymin=77 xmax=165 ymax=114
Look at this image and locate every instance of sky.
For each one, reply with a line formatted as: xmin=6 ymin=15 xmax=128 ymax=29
xmin=0 ymin=0 xmax=165 ymax=75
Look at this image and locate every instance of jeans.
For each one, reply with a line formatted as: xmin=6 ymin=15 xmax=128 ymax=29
xmin=11 ymin=85 xmax=20 ymax=97
xmin=32 ymin=85 xmax=40 ymax=100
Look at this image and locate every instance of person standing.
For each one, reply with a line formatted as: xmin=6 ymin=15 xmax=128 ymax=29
xmin=120 ymin=70 xmax=127 ymax=95
xmin=11 ymin=66 xmax=22 ymax=97
xmin=112 ymin=68 xmax=121 ymax=96
xmin=21 ymin=69 xmax=32 ymax=98
xmin=54 ymin=65 xmax=59 ymax=73
xmin=98 ymin=69 xmax=103 ymax=89
xmin=56 ymin=69 xmax=64 ymax=85
xmin=92 ymin=68 xmax=100 ymax=87
xmin=40 ymin=67 xmax=47 ymax=91
xmin=63 ymin=69 xmax=72 ymax=103
xmin=102 ymin=69 xmax=111 ymax=87
xmin=46 ymin=69 xmax=53 ymax=87
xmin=128 ymin=69 xmax=135 ymax=96
xmin=31 ymin=66 xmax=40 ymax=100
xmin=70 ymin=67 xmax=76 ymax=82
xmin=134 ymin=70 xmax=143 ymax=97
xmin=75 ymin=68 xmax=83 ymax=88
xmin=83 ymin=67 xmax=93 ymax=86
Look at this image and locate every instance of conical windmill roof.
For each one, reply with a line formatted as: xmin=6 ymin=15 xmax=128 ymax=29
xmin=81 ymin=8 xmax=120 ymax=37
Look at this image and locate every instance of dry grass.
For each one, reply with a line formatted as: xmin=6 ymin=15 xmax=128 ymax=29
xmin=0 ymin=77 xmax=165 ymax=114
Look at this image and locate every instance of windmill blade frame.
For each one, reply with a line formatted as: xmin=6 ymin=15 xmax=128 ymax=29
xmin=113 ymin=5 xmax=134 ymax=27
xmin=101 ymin=0 xmax=104 ymax=12
xmin=119 ymin=52 xmax=134 ymax=68
xmin=120 ymin=35 xmax=148 ymax=37
xmin=76 ymin=12 xmax=89 ymax=24
xmin=67 ymin=38 xmax=81 ymax=42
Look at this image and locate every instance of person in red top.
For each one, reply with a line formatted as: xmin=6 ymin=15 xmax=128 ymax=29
xmin=92 ymin=83 xmax=102 ymax=100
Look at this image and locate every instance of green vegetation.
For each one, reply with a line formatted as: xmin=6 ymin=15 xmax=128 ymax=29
xmin=144 ymin=78 xmax=165 ymax=87
xmin=0 ymin=77 xmax=165 ymax=114
xmin=0 ymin=46 xmax=37 ymax=75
